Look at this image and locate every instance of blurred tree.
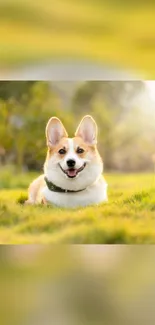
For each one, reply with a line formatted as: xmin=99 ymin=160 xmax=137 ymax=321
xmin=0 ymin=82 xmax=75 ymax=170
xmin=0 ymin=81 xmax=35 ymax=100
xmin=72 ymin=81 xmax=144 ymax=113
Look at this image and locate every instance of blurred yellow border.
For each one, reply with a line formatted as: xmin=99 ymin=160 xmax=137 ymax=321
xmin=0 ymin=1 xmax=155 ymax=77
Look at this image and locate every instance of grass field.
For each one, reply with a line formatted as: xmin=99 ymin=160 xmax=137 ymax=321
xmin=0 ymin=167 xmax=155 ymax=244
xmin=1 ymin=0 xmax=155 ymax=77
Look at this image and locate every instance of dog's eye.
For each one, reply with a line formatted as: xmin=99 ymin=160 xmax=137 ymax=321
xmin=58 ymin=148 xmax=66 ymax=155
xmin=77 ymin=147 xmax=84 ymax=154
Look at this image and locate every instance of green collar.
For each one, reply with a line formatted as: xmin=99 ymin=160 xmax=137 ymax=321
xmin=44 ymin=177 xmax=86 ymax=193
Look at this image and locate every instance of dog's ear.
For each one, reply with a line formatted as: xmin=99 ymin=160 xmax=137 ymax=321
xmin=46 ymin=117 xmax=68 ymax=147
xmin=75 ymin=115 xmax=97 ymax=145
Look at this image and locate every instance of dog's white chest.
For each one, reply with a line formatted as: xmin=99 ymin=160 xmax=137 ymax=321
xmin=41 ymin=177 xmax=108 ymax=208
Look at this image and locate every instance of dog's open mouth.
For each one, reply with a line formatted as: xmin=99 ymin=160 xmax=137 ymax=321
xmin=59 ymin=163 xmax=86 ymax=178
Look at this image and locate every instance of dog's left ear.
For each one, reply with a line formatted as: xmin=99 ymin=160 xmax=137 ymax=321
xmin=75 ymin=115 xmax=97 ymax=145
xmin=46 ymin=117 xmax=68 ymax=147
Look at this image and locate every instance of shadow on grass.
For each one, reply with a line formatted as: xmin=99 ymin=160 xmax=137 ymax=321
xmin=16 ymin=194 xmax=28 ymax=205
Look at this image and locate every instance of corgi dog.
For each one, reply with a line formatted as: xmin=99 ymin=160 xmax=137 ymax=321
xmin=25 ymin=115 xmax=108 ymax=208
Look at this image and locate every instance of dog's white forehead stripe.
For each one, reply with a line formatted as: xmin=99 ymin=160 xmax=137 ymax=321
xmin=68 ymin=138 xmax=75 ymax=153
xmin=65 ymin=138 xmax=77 ymax=160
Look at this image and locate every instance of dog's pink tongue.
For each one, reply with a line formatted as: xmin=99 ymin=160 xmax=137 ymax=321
xmin=67 ymin=169 xmax=77 ymax=177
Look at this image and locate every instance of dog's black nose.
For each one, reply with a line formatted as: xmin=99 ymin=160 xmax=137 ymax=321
xmin=67 ymin=159 xmax=76 ymax=168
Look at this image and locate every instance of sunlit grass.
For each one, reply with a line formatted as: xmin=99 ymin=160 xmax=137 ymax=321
xmin=0 ymin=168 xmax=155 ymax=243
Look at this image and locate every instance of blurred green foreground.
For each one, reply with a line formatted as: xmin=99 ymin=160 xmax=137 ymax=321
xmin=0 ymin=246 xmax=155 ymax=325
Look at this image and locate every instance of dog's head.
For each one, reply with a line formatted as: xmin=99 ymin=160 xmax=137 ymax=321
xmin=44 ymin=115 xmax=103 ymax=191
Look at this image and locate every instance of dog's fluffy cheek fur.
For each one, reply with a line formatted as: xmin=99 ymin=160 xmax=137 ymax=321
xmin=44 ymin=156 xmax=103 ymax=192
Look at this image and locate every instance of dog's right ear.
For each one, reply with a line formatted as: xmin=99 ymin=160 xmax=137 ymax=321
xmin=46 ymin=117 xmax=68 ymax=147
xmin=75 ymin=115 xmax=97 ymax=145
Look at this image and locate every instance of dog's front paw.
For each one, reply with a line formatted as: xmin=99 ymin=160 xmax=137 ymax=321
xmin=24 ymin=200 xmax=35 ymax=206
